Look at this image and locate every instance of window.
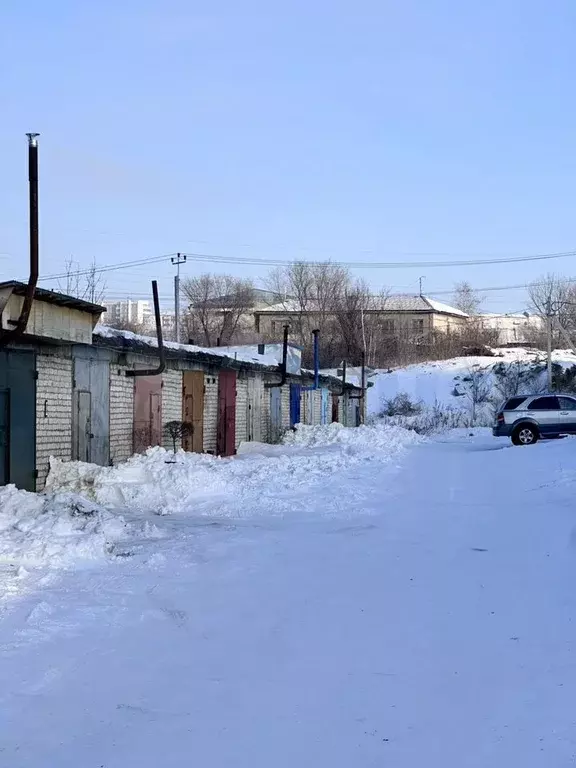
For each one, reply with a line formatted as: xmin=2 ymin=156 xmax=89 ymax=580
xmin=559 ymin=396 xmax=576 ymax=410
xmin=528 ymin=396 xmax=560 ymax=410
xmin=411 ymin=318 xmax=424 ymax=333
xmin=381 ymin=319 xmax=395 ymax=333
xmin=504 ymin=396 xmax=527 ymax=410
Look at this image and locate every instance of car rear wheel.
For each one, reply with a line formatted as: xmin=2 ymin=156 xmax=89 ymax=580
xmin=512 ymin=424 xmax=538 ymax=446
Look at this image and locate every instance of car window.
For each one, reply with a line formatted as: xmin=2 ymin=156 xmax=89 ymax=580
xmin=504 ymin=396 xmax=527 ymax=410
xmin=559 ymin=396 xmax=576 ymax=410
xmin=528 ymin=396 xmax=560 ymax=410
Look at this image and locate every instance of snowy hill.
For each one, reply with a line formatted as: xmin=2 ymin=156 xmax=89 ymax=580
xmin=367 ymin=348 xmax=576 ymax=420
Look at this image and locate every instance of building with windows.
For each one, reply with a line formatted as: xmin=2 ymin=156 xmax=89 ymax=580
xmin=105 ymin=299 xmax=152 ymax=330
xmin=253 ymin=295 xmax=468 ymax=341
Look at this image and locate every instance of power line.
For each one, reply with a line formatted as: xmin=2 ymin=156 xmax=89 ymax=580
xmin=38 ymin=253 xmax=178 ymax=282
xmin=35 ymin=247 xmax=576 ymax=283
xmin=181 ymin=249 xmax=576 ymax=269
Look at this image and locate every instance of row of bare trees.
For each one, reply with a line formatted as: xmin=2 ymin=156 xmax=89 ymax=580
xmin=174 ymin=266 xmax=494 ymax=367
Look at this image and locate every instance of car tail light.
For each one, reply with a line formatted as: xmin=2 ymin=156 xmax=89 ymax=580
xmin=497 ymin=413 xmax=505 ymax=424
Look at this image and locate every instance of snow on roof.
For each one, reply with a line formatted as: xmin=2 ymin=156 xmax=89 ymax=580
xmin=256 ymin=295 xmax=468 ymax=316
xmin=94 ymin=325 xmax=355 ymax=388
xmin=94 ymin=325 xmax=279 ymax=367
xmin=424 ymin=297 xmax=468 ymax=317
xmin=255 ymin=299 xmax=303 ymax=313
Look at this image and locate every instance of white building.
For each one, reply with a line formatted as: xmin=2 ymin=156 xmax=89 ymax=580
xmin=478 ymin=313 xmax=544 ymax=345
xmin=105 ymin=299 xmax=152 ymax=330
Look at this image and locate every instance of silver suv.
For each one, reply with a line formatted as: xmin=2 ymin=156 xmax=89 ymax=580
xmin=493 ymin=393 xmax=576 ymax=445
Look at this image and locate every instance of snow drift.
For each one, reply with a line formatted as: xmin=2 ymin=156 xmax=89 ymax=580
xmin=47 ymin=422 xmax=421 ymax=518
xmin=0 ymin=484 xmax=142 ymax=568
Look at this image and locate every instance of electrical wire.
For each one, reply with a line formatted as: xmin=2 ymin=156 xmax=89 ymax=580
xmin=36 ymin=247 xmax=576 ymax=283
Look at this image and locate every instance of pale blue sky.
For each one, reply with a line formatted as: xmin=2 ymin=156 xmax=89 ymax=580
xmin=2 ymin=0 xmax=575 ymax=311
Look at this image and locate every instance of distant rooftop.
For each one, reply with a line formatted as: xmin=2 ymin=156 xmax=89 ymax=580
xmin=255 ymin=294 xmax=468 ymax=318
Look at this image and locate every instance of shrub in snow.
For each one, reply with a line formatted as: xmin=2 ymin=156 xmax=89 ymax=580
xmin=552 ymin=363 xmax=576 ymax=393
xmin=376 ymin=401 xmax=468 ymax=435
xmin=492 ymin=360 xmax=546 ymax=400
xmin=164 ymin=421 xmax=194 ymax=453
xmin=380 ymin=392 xmax=423 ymax=418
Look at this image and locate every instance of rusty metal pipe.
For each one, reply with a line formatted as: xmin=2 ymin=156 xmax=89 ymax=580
xmin=126 ymin=280 xmax=166 ymax=376
xmin=265 ymin=325 xmax=289 ymax=389
xmin=0 ymin=133 xmax=40 ymax=347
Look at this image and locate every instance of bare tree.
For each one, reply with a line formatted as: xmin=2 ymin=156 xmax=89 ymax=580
xmin=266 ymin=261 xmax=351 ymax=364
xmin=462 ymin=366 xmax=491 ymax=424
xmin=334 ymin=280 xmax=390 ymax=366
xmin=58 ymin=257 xmax=107 ymax=305
xmin=453 ymin=281 xmax=483 ymax=316
xmin=106 ymin=318 xmax=149 ymax=335
xmin=181 ymin=274 xmax=255 ymax=346
xmin=528 ymin=273 xmax=576 ymax=346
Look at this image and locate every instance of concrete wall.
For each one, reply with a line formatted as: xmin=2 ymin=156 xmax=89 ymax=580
xmin=203 ymin=374 xmax=219 ymax=453
xmin=36 ymin=352 xmax=73 ymax=490
xmin=109 ymin=367 xmax=134 ymax=464
xmin=162 ymin=370 xmax=183 ymax=450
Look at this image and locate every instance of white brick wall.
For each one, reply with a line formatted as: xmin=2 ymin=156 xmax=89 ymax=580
xmin=203 ymin=374 xmax=219 ymax=453
xmin=261 ymin=385 xmax=271 ymax=443
xmin=109 ymin=367 xmax=134 ymax=464
xmin=281 ymin=384 xmax=291 ymax=429
xmin=162 ymin=370 xmax=183 ymax=450
xmin=235 ymin=377 xmax=248 ymax=449
xmin=36 ymin=353 xmax=73 ymax=490
xmin=312 ymin=390 xmax=322 ymax=425
xmin=338 ymin=394 xmax=345 ymax=425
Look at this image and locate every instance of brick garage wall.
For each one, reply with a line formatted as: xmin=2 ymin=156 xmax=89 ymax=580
xmin=312 ymin=389 xmax=322 ymax=425
xmin=203 ymin=374 xmax=219 ymax=453
xmin=281 ymin=384 xmax=291 ymax=430
xmin=109 ymin=367 xmax=134 ymax=464
xmin=260 ymin=385 xmax=271 ymax=443
xmin=36 ymin=352 xmax=73 ymax=490
xmin=235 ymin=377 xmax=248 ymax=449
xmin=162 ymin=369 xmax=183 ymax=450
xmin=338 ymin=394 xmax=345 ymax=425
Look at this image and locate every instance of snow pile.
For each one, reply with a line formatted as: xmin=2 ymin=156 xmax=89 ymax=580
xmin=47 ymin=450 xmax=233 ymax=516
xmin=0 ymin=484 xmax=139 ymax=568
xmin=283 ymin=420 xmax=422 ymax=454
xmin=47 ymin=423 xmax=421 ymax=518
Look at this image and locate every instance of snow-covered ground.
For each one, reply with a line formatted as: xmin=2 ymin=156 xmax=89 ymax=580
xmin=2 ymin=424 xmax=576 ymax=765
xmin=367 ymin=347 xmax=576 ymax=419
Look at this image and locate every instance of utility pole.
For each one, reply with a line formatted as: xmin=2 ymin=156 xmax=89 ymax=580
xmin=419 ymin=276 xmax=425 ymax=296
xmin=546 ymin=298 xmax=553 ymax=391
xmin=171 ymin=253 xmax=187 ymax=342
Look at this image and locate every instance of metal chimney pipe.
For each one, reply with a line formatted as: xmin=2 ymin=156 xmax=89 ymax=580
xmin=312 ymin=329 xmax=319 ymax=390
xmin=265 ymin=324 xmax=289 ymax=388
xmin=126 ymin=280 xmax=166 ymax=376
xmin=0 ymin=133 xmax=40 ymax=346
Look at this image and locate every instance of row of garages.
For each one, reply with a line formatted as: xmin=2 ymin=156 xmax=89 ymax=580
xmin=1 ymin=331 xmax=363 ymax=493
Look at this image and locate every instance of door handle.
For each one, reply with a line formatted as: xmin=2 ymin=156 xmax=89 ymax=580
xmin=560 ymin=412 xmax=569 ymax=416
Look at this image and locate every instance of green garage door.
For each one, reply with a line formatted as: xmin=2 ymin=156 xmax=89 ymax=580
xmin=0 ymin=350 xmax=36 ymax=491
